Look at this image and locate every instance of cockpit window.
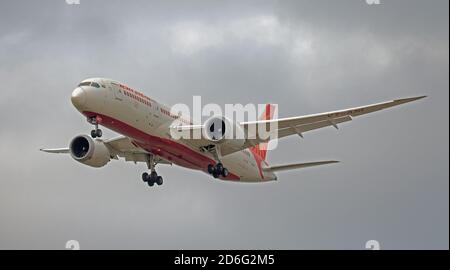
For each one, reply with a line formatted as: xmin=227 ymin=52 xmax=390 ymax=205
xmin=77 ymin=81 xmax=101 ymax=88
xmin=78 ymin=82 xmax=91 ymax=87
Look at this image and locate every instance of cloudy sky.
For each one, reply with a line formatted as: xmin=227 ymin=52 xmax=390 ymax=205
xmin=0 ymin=0 xmax=448 ymax=249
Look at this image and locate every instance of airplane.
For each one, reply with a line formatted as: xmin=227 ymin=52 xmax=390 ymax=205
xmin=41 ymin=78 xmax=426 ymax=187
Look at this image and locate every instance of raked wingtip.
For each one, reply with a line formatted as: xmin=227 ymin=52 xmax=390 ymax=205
xmin=394 ymin=95 xmax=427 ymax=104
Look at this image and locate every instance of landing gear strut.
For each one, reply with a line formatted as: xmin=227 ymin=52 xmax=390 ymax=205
xmin=88 ymin=116 xmax=102 ymax=138
xmin=142 ymin=155 xmax=163 ymax=187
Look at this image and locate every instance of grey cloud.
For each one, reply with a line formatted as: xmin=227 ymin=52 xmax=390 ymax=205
xmin=0 ymin=0 xmax=448 ymax=249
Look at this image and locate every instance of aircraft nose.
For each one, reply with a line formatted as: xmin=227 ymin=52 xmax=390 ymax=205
xmin=71 ymin=87 xmax=86 ymax=108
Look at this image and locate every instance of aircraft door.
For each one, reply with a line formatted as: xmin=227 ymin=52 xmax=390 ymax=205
xmin=113 ymin=84 xmax=124 ymax=101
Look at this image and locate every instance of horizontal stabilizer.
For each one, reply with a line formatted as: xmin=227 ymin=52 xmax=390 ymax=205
xmin=40 ymin=148 xmax=70 ymax=154
xmin=264 ymin=160 xmax=339 ymax=172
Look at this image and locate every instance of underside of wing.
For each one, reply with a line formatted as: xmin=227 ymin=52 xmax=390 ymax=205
xmin=41 ymin=136 xmax=172 ymax=165
xmin=104 ymin=136 xmax=172 ymax=165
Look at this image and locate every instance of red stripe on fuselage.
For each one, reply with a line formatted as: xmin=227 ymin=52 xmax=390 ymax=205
xmin=83 ymin=111 xmax=240 ymax=181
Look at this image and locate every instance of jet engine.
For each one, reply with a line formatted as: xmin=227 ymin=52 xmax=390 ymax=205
xmin=203 ymin=116 xmax=245 ymax=149
xmin=69 ymin=135 xmax=111 ymax=168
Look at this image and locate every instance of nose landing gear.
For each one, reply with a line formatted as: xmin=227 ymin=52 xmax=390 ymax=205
xmin=91 ymin=128 xmax=102 ymax=138
xmin=87 ymin=116 xmax=103 ymax=138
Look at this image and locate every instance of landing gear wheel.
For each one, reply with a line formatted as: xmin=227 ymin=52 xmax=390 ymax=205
xmin=216 ymin=163 xmax=224 ymax=173
xmin=143 ymin=170 xmax=163 ymax=187
xmin=207 ymin=163 xmax=229 ymax=179
xmin=221 ymin=168 xmax=229 ymax=177
xmin=91 ymin=129 xmax=102 ymax=138
xmin=143 ymin=154 xmax=164 ymax=187
xmin=207 ymin=164 xmax=215 ymax=174
xmin=156 ymin=176 xmax=163 ymax=186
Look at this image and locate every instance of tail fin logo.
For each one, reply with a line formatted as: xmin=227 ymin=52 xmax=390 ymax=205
xmin=250 ymin=104 xmax=276 ymax=161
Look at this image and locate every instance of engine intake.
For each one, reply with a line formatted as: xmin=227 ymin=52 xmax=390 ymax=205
xmin=203 ymin=116 xmax=245 ymax=149
xmin=204 ymin=117 xmax=227 ymax=142
xmin=69 ymin=135 xmax=111 ymax=168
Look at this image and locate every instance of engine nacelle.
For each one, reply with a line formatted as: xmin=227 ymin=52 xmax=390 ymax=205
xmin=203 ymin=116 xmax=245 ymax=149
xmin=69 ymin=135 xmax=111 ymax=168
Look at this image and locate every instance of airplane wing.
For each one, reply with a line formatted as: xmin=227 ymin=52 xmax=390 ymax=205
xmin=41 ymin=136 xmax=172 ymax=165
xmin=174 ymin=96 xmax=426 ymax=156
xmin=238 ymin=96 xmax=426 ymax=151
xmin=104 ymin=136 xmax=171 ymax=164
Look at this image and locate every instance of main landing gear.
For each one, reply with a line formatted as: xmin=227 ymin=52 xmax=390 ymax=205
xmin=203 ymin=145 xmax=229 ymax=179
xmin=142 ymin=154 xmax=163 ymax=187
xmin=207 ymin=163 xmax=229 ymax=178
xmin=88 ymin=116 xmax=102 ymax=138
xmin=142 ymin=171 xmax=163 ymax=186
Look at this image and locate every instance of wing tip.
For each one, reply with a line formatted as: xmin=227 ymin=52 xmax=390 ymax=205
xmin=395 ymin=95 xmax=427 ymax=104
xmin=324 ymin=160 xmax=340 ymax=165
